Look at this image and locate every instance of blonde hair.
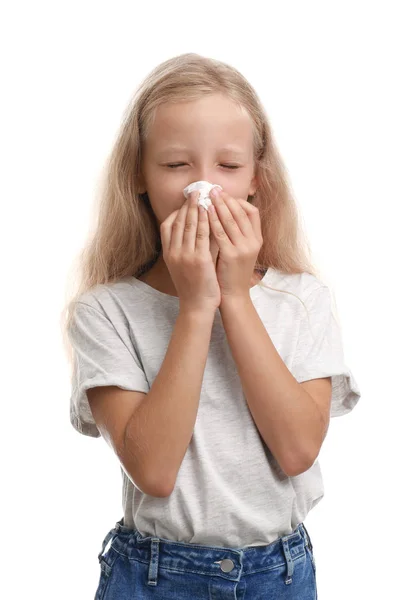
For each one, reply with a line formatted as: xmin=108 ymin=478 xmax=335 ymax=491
xmin=61 ymin=53 xmax=326 ymax=371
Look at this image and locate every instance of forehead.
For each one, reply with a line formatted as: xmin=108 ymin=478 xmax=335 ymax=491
xmin=147 ymin=94 xmax=254 ymax=155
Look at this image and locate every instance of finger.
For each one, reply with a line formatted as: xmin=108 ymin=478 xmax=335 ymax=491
xmin=161 ymin=197 xmax=188 ymax=251
xmin=208 ymin=201 xmax=233 ymax=251
xmin=218 ymin=192 xmax=255 ymax=238
xmin=182 ymin=190 xmax=200 ymax=253
xmin=169 ymin=194 xmax=195 ymax=251
xmin=209 ymin=190 xmax=244 ymax=246
xmin=195 ymin=204 xmax=211 ymax=255
xmin=236 ymin=198 xmax=263 ymax=242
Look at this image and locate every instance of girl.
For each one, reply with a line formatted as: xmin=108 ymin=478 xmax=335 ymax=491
xmin=62 ymin=53 xmax=361 ymax=599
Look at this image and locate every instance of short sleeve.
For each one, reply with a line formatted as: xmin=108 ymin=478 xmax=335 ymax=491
xmin=291 ymin=285 xmax=361 ymax=418
xmin=68 ymin=301 xmax=150 ymax=438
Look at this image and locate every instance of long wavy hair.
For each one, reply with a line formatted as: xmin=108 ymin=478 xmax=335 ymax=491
xmin=61 ymin=53 xmax=326 ymax=371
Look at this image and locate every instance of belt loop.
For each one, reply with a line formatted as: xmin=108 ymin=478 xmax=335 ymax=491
xmin=147 ymin=538 xmax=160 ymax=586
xmin=281 ymin=534 xmax=295 ymax=585
xmin=302 ymin=522 xmax=313 ymax=552
xmin=97 ymin=525 xmax=118 ymax=563
xmin=115 ymin=518 xmax=123 ymax=533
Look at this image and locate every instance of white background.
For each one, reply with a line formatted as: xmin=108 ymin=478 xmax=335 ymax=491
xmin=2 ymin=1 xmax=412 ymax=598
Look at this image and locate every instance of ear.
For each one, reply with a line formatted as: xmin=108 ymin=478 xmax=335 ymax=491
xmin=248 ymin=170 xmax=259 ymax=196
xmin=137 ymin=175 xmax=147 ymax=195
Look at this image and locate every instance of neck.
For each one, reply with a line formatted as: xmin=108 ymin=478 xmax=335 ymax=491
xmin=139 ymin=254 xmax=266 ymax=296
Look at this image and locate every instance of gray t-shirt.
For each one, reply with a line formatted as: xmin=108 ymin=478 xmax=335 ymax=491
xmin=68 ymin=267 xmax=361 ymax=547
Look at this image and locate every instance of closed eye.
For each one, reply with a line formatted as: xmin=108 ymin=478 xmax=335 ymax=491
xmin=166 ymin=164 xmax=240 ymax=170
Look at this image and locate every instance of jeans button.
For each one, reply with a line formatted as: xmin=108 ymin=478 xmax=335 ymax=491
xmin=215 ymin=558 xmax=235 ymax=573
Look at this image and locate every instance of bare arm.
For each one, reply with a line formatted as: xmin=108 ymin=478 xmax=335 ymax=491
xmin=121 ymin=308 xmax=216 ymax=497
xmin=219 ymin=296 xmax=328 ymax=476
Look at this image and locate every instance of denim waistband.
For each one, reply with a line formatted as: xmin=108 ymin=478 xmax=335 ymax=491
xmin=98 ymin=517 xmax=314 ymax=587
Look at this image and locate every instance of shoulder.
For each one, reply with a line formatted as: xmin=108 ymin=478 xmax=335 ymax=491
xmin=74 ymin=277 xmax=141 ymax=312
xmin=266 ymin=268 xmax=327 ymax=301
xmin=70 ymin=277 xmax=145 ymax=334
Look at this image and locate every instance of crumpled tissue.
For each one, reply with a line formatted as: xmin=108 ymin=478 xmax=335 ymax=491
xmin=183 ymin=180 xmax=223 ymax=211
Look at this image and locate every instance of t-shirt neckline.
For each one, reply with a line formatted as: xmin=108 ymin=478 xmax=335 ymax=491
xmin=126 ymin=267 xmax=272 ymax=302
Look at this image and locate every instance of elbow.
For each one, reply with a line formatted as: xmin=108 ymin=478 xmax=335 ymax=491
xmin=120 ymin=456 xmax=175 ymax=498
xmin=120 ymin=440 xmax=175 ymax=498
xmin=142 ymin=474 xmax=175 ymax=498
xmin=282 ymin=450 xmax=317 ymax=477
xmin=134 ymin=476 xmax=174 ymax=498
xmin=146 ymin=485 xmax=174 ymax=498
xmin=157 ymin=486 xmax=175 ymax=498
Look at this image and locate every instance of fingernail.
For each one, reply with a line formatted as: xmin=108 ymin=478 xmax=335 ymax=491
xmin=210 ymin=187 xmax=220 ymax=198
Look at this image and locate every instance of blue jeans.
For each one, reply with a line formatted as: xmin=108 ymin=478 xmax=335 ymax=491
xmin=95 ymin=517 xmax=318 ymax=599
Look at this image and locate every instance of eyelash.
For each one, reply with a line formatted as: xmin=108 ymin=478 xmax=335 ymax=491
xmin=166 ymin=164 xmax=240 ymax=170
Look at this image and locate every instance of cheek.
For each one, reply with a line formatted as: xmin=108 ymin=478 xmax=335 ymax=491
xmin=146 ymin=188 xmax=180 ymax=223
xmin=220 ymin=184 xmax=250 ymax=202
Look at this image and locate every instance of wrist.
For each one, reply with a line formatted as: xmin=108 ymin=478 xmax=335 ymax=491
xmin=179 ymin=304 xmax=217 ymax=321
xmin=219 ymin=293 xmax=253 ymax=312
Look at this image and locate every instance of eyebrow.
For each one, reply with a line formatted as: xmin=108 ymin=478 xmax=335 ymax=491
xmin=157 ymin=146 xmax=247 ymax=157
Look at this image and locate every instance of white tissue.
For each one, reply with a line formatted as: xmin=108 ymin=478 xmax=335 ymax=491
xmin=183 ymin=181 xmax=223 ymax=211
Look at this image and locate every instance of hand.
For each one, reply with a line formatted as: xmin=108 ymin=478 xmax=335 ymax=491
xmin=207 ymin=189 xmax=263 ymax=299
xmin=160 ymin=190 xmax=221 ymax=314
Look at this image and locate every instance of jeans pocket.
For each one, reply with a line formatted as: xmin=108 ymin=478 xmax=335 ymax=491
xmin=95 ymin=548 xmax=119 ymax=600
xmin=306 ymin=543 xmax=317 ymax=575
xmin=94 ymin=563 xmax=110 ymax=600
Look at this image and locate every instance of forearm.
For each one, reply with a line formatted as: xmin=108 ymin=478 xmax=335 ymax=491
xmin=219 ymin=295 xmax=324 ymax=476
xmin=123 ymin=308 xmax=215 ymax=496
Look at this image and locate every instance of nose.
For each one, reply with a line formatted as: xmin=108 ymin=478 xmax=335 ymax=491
xmin=183 ymin=180 xmax=223 ymax=203
xmin=191 ymin=173 xmax=221 ymax=185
